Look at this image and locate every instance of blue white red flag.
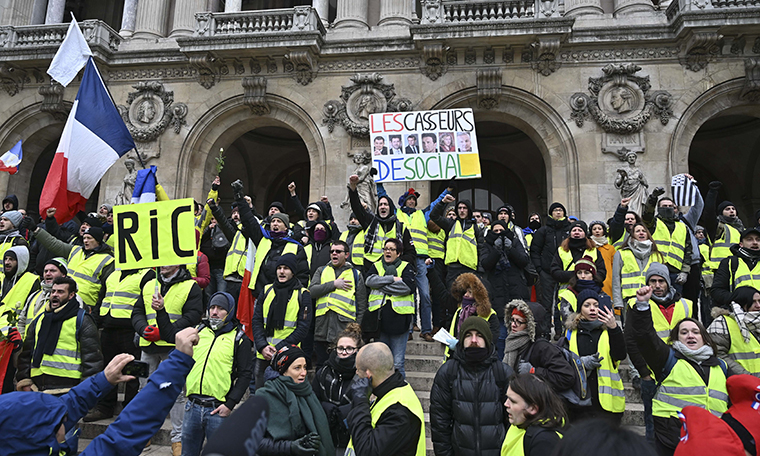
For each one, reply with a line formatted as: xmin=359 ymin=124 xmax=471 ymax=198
xmin=0 ymin=140 xmax=22 ymax=175
xmin=131 ymin=166 xmax=157 ymax=204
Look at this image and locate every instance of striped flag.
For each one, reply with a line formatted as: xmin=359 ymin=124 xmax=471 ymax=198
xmin=131 ymin=166 xmax=157 ymax=204
xmin=671 ymin=174 xmax=697 ymax=207
xmin=0 ymin=140 xmax=22 ymax=175
xmin=237 ymin=239 xmax=256 ymax=340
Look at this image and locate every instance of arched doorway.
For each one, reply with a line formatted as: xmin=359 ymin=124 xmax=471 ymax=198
xmin=688 ymin=114 xmax=760 ymax=227
xmin=213 ymin=125 xmax=310 ymax=219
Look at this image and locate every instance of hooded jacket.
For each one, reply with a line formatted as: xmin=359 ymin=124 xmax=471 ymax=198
xmin=450 ymin=273 xmax=500 ymax=341
xmin=1 ymin=245 xmax=38 ymax=299
xmin=292 ymin=198 xmax=341 ymax=241
xmin=482 ymin=226 xmax=531 ymax=316
xmin=530 ymin=216 xmax=571 ymax=273
xmin=430 ymin=198 xmax=487 ymax=271
xmin=306 ymin=221 xmax=334 ymax=278
xmin=2 ymin=194 xmax=18 ymax=211
xmin=503 ymin=300 xmax=576 ymax=392
xmin=430 ymin=343 xmax=513 ymax=456
xmin=711 ymin=244 xmax=760 ymax=308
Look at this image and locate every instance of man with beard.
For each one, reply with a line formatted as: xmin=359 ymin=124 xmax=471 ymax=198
xmin=348 ymin=174 xmax=416 ymax=277
xmin=705 ymin=180 xmax=745 ymax=271
xmin=19 ymin=258 xmax=67 ymax=338
xmin=711 ymin=228 xmax=760 ymax=308
xmin=339 ymin=213 xmax=366 ymax=269
xmin=132 ymin=263 xmax=203 ymax=456
xmin=0 ymin=209 xmax=28 ymax=259
xmin=310 ymin=240 xmax=367 ymax=368
xmin=17 ymin=276 xmax=102 ymax=393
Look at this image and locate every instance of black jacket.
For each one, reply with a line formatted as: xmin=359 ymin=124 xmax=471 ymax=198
xmin=608 ymin=203 xmax=630 ymax=246
xmin=252 ymin=287 xmax=312 ymax=355
xmin=530 ymin=217 xmax=571 ymax=274
xmin=312 ymin=351 xmax=357 ymax=448
xmin=430 ymin=199 xmax=487 ymax=271
xmin=346 ymin=371 xmax=421 ymax=456
xmin=517 ymin=338 xmax=576 ymax=393
xmin=521 ymin=426 xmax=563 ymax=456
xmin=199 ymin=225 xmax=227 ymax=270
xmin=17 ymin=301 xmax=103 ymax=391
xmin=710 ymin=244 xmax=757 ymax=308
xmin=629 ymin=304 xmax=730 ymax=451
xmin=550 ymin=243 xmax=607 ymax=284
xmin=482 ymin=229 xmax=531 ymax=318
xmin=430 ymin=346 xmax=513 ymax=456
xmin=131 ymin=268 xmax=204 ymax=355
xmin=623 ymin=291 xmax=683 ymax=376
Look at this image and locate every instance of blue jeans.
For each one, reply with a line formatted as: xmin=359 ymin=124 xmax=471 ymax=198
xmin=415 ymin=257 xmax=433 ymax=334
xmin=379 ymin=332 xmax=408 ymax=378
xmin=206 ymin=268 xmax=226 ymax=297
xmin=181 ymin=400 xmax=226 ymax=456
xmin=641 ymin=377 xmax=657 ymax=444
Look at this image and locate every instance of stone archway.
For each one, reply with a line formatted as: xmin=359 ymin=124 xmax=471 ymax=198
xmin=176 ymin=94 xmax=326 ymax=205
xmin=420 ymin=86 xmax=580 ymax=215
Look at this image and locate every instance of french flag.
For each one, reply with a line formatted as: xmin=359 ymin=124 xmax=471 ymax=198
xmin=0 ymin=140 xmax=22 ymax=175
xmin=238 ymin=239 xmax=256 ymax=341
xmin=131 ymin=166 xmax=157 ymax=204
xmin=39 ymin=57 xmax=136 ymax=223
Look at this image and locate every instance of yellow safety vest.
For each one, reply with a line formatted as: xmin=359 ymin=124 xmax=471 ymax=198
xmin=346 ymin=383 xmax=426 ymax=456
xmin=428 ymin=229 xmax=446 ymax=260
xmin=100 ymin=269 xmax=150 ymax=320
xmin=367 ymin=261 xmax=414 ymax=314
xmin=619 ymin=249 xmax=663 ymax=302
xmin=339 ymin=230 xmax=365 ymax=267
xmin=315 ymin=266 xmax=357 ymax=320
xmin=651 ymin=221 xmax=688 ymax=271
xmin=610 ymin=232 xmax=627 ymax=250
xmin=224 ymin=229 xmax=247 ymax=278
xmin=365 ymin=223 xmax=399 ymax=264
xmin=558 ymin=247 xmax=598 ymax=272
xmin=31 ymin=312 xmax=81 ymax=380
xmin=699 ymin=244 xmax=717 ymax=277
xmin=22 ymin=289 xmax=47 ymax=337
xmin=724 ymin=315 xmax=760 ymax=375
xmin=257 ymin=285 xmax=303 ymax=360
xmin=557 ymin=288 xmax=577 ymax=313
xmin=445 ymin=221 xmax=477 ymax=270
xmin=0 ymin=272 xmax=40 ymax=331
xmin=500 ymin=424 xmax=562 ymax=456
xmin=567 ymin=327 xmax=625 ymax=413
xmin=0 ymin=236 xmax=22 ymax=260
xmin=651 ymin=298 xmax=691 ymax=340
xmin=139 ymin=279 xmax=196 ymax=348
xmin=731 ymin=257 xmax=760 ymax=292
xmin=186 ymin=326 xmax=237 ymax=402
xmin=397 ymin=209 xmax=428 ymax=256
xmin=709 ymin=224 xmax=741 ymax=270
xmin=248 ymin=239 xmax=300 ymax=291
xmin=66 ymin=246 xmax=113 ymax=308
xmin=445 ymin=306 xmax=496 ymax=358
xmin=653 ymin=358 xmax=728 ymax=418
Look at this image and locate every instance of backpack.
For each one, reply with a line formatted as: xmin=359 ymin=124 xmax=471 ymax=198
xmin=523 ymin=338 xmax=591 ymax=407
xmin=211 ymin=226 xmax=231 ymax=254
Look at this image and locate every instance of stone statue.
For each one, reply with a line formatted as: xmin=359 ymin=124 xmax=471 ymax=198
xmin=340 ymin=150 xmax=377 ymax=214
xmin=610 ymin=86 xmax=634 ymax=114
xmin=137 ymin=99 xmax=156 ymax=124
xmin=614 ymin=151 xmax=648 ymax=215
xmin=354 ymin=93 xmax=378 ymax=121
xmin=115 ymin=159 xmax=138 ymax=205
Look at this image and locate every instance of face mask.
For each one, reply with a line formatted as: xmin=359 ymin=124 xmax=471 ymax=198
xmin=658 ymin=206 xmax=675 ymax=220
xmin=313 ymin=230 xmax=328 ymax=242
xmin=209 ymin=317 xmax=225 ymax=330
xmin=529 ymin=220 xmax=541 ymax=230
xmin=270 ymin=230 xmax=287 ymax=239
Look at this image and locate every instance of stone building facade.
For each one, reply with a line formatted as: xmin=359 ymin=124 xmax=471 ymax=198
xmin=0 ymin=0 xmax=758 ymax=227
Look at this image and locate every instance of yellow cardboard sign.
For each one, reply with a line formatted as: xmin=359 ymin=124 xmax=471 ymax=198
xmin=113 ymin=198 xmax=197 ymax=270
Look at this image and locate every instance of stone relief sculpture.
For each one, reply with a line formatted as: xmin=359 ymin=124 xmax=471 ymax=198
xmin=115 ymin=159 xmax=138 ymax=205
xmin=614 ymin=150 xmax=649 ymax=215
xmin=340 ymin=150 xmax=377 ymax=214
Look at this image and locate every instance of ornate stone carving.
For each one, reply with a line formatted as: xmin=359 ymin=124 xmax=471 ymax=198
xmin=242 ymin=76 xmax=270 ymax=116
xmin=613 ymin=149 xmax=649 ymax=216
xmin=680 ymin=31 xmax=723 ymax=72
xmin=559 ymin=47 xmax=680 ymax=62
xmin=529 ymin=37 xmax=561 ymax=76
xmin=250 ymin=58 xmax=262 ymax=74
xmin=569 ymin=63 xmax=673 ymax=134
xmin=189 ymin=52 xmax=227 ymax=89
xmin=420 ymin=44 xmax=447 ymax=81
xmin=730 ymin=35 xmax=746 ymax=55
xmin=477 ymin=68 xmax=502 ymax=110
xmin=447 ymin=49 xmax=458 ymax=66
xmin=754 ymin=37 xmax=760 ymax=54
xmin=39 ymin=81 xmax=68 ymax=120
xmin=420 ymin=0 xmax=443 ymax=24
xmin=322 ymin=73 xmax=413 ymax=138
xmin=319 ymin=57 xmax=421 ymax=72
xmin=503 ymin=48 xmax=514 ymax=64
xmin=284 ymin=50 xmax=317 ymax=85
xmin=465 ymin=48 xmax=476 ymax=65
xmin=231 ymin=58 xmax=245 ymax=75
xmin=0 ymin=63 xmax=27 ymax=96
xmin=740 ymin=58 xmax=760 ymax=102
xmin=117 ymin=81 xmax=188 ymax=142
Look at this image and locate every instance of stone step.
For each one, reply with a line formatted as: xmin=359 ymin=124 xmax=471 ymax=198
xmin=406 ymin=338 xmax=446 ymax=357
xmin=406 ymin=354 xmax=445 ymax=373
xmin=407 ymin=371 xmax=437 ymax=392
xmin=625 ymin=384 xmax=642 ymax=404
xmin=622 ymin=403 xmax=646 ymax=427
xmin=79 ymin=438 xmax=173 ymax=454
xmin=79 ymin=416 xmax=173 ymax=446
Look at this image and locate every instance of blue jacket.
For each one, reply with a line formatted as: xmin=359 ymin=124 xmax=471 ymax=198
xmin=0 ymin=350 xmax=194 ymax=456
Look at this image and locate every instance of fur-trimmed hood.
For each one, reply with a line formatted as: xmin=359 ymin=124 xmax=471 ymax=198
xmin=504 ymin=299 xmax=546 ymax=342
xmin=451 ymin=273 xmax=492 ymax=318
xmin=564 ymin=312 xmax=584 ymax=331
xmin=711 ymin=306 xmax=731 ymax=319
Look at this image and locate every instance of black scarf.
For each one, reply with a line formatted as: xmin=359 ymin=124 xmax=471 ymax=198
xmin=326 ymin=350 xmax=357 ymax=379
xmin=267 ymin=276 xmax=300 ymax=337
xmin=568 ymin=237 xmax=588 ymax=250
xmin=463 ymin=346 xmax=491 ymax=365
xmin=32 ymin=298 xmax=79 ymax=368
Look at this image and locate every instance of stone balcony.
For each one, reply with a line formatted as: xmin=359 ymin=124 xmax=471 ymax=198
xmin=0 ymin=19 xmax=120 ymax=63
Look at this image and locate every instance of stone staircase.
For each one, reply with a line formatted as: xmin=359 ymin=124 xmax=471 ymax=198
xmin=78 ymin=335 xmax=645 ymax=454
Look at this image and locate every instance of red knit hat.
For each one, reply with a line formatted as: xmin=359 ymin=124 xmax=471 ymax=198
xmin=723 ymin=374 xmax=760 ymax=456
xmin=674 ymin=406 xmax=745 ymax=456
xmin=574 ymin=255 xmax=596 ymax=275
xmin=511 ymin=308 xmax=526 ymax=320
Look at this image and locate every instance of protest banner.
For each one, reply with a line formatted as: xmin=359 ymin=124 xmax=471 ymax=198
xmin=369 ymin=108 xmax=482 ymax=182
xmin=113 ymin=198 xmax=196 ymax=269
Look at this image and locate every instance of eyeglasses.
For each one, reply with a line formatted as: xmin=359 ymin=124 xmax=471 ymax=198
xmin=382 ymin=247 xmax=396 ymax=252
xmin=330 ymin=249 xmax=345 ymax=254
xmin=510 ymin=318 xmax=527 ymax=326
xmin=336 ymin=346 xmax=357 ymax=354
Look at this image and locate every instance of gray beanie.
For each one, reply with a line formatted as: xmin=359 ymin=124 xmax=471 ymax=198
xmin=645 ymin=262 xmax=671 ymax=289
xmin=2 ymin=210 xmax=23 ymax=228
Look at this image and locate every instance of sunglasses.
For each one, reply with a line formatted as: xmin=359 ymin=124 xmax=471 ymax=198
xmin=330 ymin=249 xmax=346 ymax=254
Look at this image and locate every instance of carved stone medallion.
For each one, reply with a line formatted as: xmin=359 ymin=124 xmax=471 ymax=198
xmin=118 ymin=81 xmax=188 ymax=143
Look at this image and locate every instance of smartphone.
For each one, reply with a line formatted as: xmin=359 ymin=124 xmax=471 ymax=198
xmin=122 ymin=360 xmax=150 ymax=378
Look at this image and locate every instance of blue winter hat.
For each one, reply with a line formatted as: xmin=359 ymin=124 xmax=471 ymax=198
xmin=576 ymin=289 xmax=600 ymax=308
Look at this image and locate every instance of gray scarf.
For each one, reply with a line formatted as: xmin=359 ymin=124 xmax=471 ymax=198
xmin=628 ymin=239 xmax=653 ymax=260
xmin=651 ymin=287 xmax=676 ymax=306
xmin=591 ymin=235 xmax=608 ymax=247
xmin=672 ymin=341 xmax=714 ymax=363
xmin=502 ymin=329 xmax=531 ymax=368
xmin=718 ymin=215 xmax=745 ymax=232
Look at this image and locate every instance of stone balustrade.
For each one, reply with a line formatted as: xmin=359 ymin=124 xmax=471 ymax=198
xmin=194 ymin=7 xmax=326 ymax=37
xmin=442 ymin=0 xmax=536 ymax=22
xmin=0 ymin=20 xmax=120 ymax=53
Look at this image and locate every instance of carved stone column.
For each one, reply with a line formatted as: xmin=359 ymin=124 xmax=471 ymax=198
xmin=120 ymin=0 xmax=138 ymax=37
xmin=44 ymin=0 xmax=65 ymax=24
xmin=614 ymin=0 xmax=654 ymax=15
xmin=170 ymin=0 xmax=206 ymax=37
xmin=335 ymin=0 xmax=369 ymax=29
xmin=224 ymin=0 xmax=242 ymax=12
xmin=312 ymin=0 xmax=329 ymax=24
xmin=378 ymin=0 xmax=413 ymax=26
xmin=133 ymin=0 xmax=171 ymax=39
xmin=31 ymin=0 xmax=47 ymax=24
xmin=564 ymin=0 xmax=604 ymax=16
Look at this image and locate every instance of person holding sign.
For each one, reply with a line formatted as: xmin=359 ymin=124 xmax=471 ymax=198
xmin=34 ymin=218 xmax=115 ymax=311
xmin=131 ymin=263 xmax=203 ymax=455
